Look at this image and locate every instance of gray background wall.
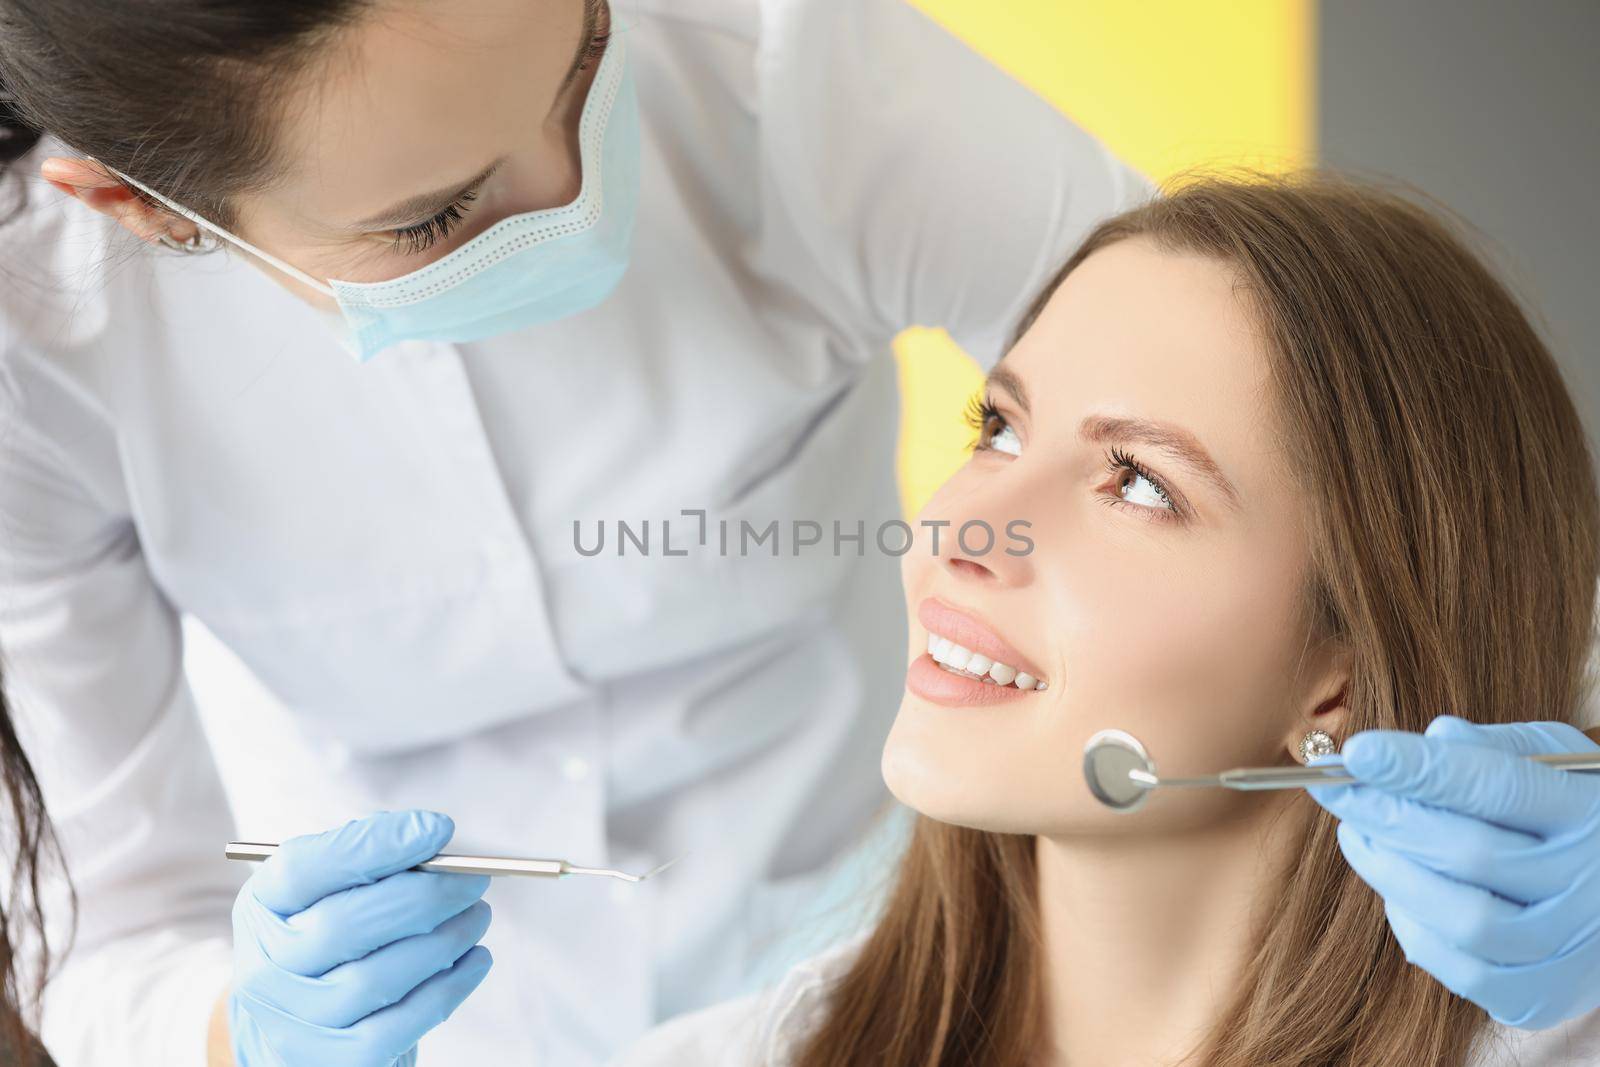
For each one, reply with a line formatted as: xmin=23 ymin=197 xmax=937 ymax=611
xmin=1318 ymin=0 xmax=1600 ymax=455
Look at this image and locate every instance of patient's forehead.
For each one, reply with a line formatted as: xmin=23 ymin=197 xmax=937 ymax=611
xmin=1003 ymin=238 xmax=1292 ymax=506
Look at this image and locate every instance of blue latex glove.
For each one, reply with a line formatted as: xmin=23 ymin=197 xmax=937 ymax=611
xmin=1308 ymin=715 xmax=1600 ymax=1030
xmin=229 ymin=810 xmax=494 ymax=1066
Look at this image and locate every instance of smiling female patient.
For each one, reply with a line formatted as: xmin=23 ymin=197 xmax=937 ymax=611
xmin=611 ymin=174 xmax=1600 ymax=1066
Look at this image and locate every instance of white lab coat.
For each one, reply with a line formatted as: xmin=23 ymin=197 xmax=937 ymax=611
xmin=606 ymin=935 xmax=1600 ymax=1067
xmin=0 ymin=1 xmax=1151 ymax=1065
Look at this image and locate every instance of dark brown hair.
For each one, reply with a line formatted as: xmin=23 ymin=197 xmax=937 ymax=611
xmin=795 ymin=172 xmax=1600 ymax=1066
xmin=0 ymin=674 xmax=66 ymax=1065
xmin=0 ymin=0 xmax=373 ymax=228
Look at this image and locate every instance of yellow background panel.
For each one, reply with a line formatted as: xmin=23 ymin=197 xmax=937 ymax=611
xmin=893 ymin=0 xmax=1316 ymax=517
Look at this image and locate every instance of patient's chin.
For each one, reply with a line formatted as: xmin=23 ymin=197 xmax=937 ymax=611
xmin=883 ymin=718 xmax=989 ymax=827
xmin=882 ymin=713 xmax=1084 ymax=835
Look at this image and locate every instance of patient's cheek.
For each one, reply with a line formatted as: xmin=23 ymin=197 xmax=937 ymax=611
xmin=1053 ymin=561 xmax=1309 ymax=829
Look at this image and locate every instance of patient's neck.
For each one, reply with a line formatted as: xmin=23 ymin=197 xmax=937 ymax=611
xmin=1035 ymin=802 xmax=1304 ymax=1067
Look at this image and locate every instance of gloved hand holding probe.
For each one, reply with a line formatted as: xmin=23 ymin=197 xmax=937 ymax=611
xmin=227 ymin=810 xmax=493 ymax=1066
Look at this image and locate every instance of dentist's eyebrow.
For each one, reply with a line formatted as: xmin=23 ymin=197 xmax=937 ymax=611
xmin=1080 ymin=414 xmax=1243 ymax=510
xmin=352 ymin=158 xmax=506 ymax=231
xmin=985 ymin=366 xmax=1031 ymax=416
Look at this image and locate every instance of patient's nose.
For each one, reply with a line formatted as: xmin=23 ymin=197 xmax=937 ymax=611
xmin=935 ymin=517 xmax=1034 ymax=588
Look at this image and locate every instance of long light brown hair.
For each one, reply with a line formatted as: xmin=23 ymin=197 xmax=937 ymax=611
xmin=795 ymin=173 xmax=1600 ymax=1067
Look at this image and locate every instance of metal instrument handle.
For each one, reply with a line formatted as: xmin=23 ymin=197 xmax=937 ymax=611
xmin=1219 ymin=750 xmax=1600 ymax=791
xmin=224 ymin=842 xmax=568 ymax=877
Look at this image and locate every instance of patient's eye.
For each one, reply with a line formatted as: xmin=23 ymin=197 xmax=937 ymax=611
xmin=965 ymin=395 xmax=1022 ymax=456
xmin=990 ymin=424 xmax=1021 ymax=456
xmin=1118 ymin=468 xmax=1168 ymax=508
xmin=1107 ymin=447 xmax=1178 ymax=517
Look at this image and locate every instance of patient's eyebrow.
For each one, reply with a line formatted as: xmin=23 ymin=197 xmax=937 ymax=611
xmin=1080 ymin=414 xmax=1243 ymax=510
xmin=986 ymin=366 xmax=1030 ymax=416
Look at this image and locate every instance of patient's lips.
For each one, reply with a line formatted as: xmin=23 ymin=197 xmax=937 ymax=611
xmin=907 ymin=598 xmax=1049 ymax=706
xmin=918 ymin=598 xmax=1047 ymax=685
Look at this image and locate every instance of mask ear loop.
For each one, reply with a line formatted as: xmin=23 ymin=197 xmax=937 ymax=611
xmin=85 ymin=156 xmax=338 ymax=297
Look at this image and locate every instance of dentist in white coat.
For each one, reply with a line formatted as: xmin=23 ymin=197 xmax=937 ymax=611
xmin=0 ymin=1 xmax=1148 ymax=1065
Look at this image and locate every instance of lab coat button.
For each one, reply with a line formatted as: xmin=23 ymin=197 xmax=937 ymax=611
xmin=561 ymin=755 xmax=592 ymax=782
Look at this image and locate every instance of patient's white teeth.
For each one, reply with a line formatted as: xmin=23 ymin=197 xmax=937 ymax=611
xmin=1036 ymin=681 xmax=1048 ymax=691
xmin=920 ymin=630 xmax=1046 ymax=691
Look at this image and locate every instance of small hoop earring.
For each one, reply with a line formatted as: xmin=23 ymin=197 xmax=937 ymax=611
xmin=1299 ymin=729 xmax=1337 ymax=764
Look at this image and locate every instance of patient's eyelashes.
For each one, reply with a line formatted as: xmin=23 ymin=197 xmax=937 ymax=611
xmin=965 ymin=395 xmax=1021 ymax=455
xmin=1105 ymin=447 xmax=1181 ymax=521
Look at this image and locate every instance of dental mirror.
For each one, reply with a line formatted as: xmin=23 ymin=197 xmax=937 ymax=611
xmin=1082 ymin=729 xmax=1600 ymax=814
xmin=1081 ymin=728 xmax=1156 ymax=813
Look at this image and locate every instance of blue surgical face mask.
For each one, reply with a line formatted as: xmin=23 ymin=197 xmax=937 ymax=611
xmin=102 ymin=31 xmax=640 ymax=363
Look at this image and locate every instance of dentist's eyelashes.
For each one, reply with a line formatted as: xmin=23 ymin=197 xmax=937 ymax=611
xmin=388 ymin=184 xmax=482 ymax=255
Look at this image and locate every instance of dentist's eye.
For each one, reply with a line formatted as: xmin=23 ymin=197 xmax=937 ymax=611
xmin=389 ymin=187 xmax=479 ymax=255
xmin=1106 ymin=447 xmax=1179 ymax=518
xmin=964 ymin=395 xmax=1022 ymax=456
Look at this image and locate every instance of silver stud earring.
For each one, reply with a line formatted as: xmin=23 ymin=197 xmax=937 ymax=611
xmin=1298 ymin=729 xmax=1337 ymax=763
xmin=155 ymin=229 xmax=218 ymax=254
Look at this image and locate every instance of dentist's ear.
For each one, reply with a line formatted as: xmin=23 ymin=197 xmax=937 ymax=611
xmin=39 ymin=155 xmax=198 ymax=245
xmin=1288 ymin=640 xmax=1353 ymax=758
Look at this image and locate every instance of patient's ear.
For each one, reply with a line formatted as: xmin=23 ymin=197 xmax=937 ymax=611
xmin=1287 ymin=639 xmax=1352 ymax=759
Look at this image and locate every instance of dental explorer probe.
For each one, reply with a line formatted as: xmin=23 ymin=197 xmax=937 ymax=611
xmin=1082 ymin=728 xmax=1600 ymax=814
xmin=225 ymin=842 xmax=681 ymax=883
